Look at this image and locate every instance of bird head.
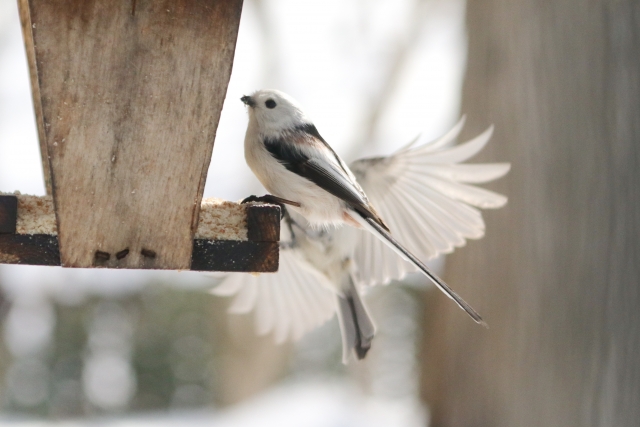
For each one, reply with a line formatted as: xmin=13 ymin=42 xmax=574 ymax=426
xmin=241 ymin=89 xmax=310 ymax=137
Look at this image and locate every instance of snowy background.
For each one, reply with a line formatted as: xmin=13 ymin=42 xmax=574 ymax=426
xmin=0 ymin=0 xmax=467 ymax=425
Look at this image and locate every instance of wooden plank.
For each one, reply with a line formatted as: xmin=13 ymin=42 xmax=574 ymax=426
xmin=24 ymin=0 xmax=243 ymax=269
xmin=0 ymin=196 xmax=18 ymax=234
xmin=192 ymin=204 xmax=280 ymax=272
xmin=0 ymin=203 xmax=279 ymax=271
xmin=246 ymin=204 xmax=281 ymax=242
xmin=0 ymin=234 xmax=60 ymax=265
xmin=191 ymin=240 xmax=279 ymax=272
xmin=0 ymin=235 xmax=278 ymax=272
xmin=17 ymin=0 xmax=52 ymax=195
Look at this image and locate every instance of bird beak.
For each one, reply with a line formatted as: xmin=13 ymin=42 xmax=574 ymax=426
xmin=240 ymin=95 xmax=255 ymax=107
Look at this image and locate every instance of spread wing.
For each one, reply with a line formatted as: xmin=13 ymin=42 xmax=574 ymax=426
xmin=350 ymin=117 xmax=511 ymax=286
xmin=210 ymin=220 xmax=336 ymax=343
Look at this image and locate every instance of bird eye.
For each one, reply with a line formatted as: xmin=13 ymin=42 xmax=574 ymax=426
xmin=265 ymin=99 xmax=277 ymax=109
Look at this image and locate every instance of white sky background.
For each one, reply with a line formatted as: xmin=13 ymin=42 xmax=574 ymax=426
xmin=0 ymin=0 xmax=466 ymax=424
xmin=0 ymin=0 xmax=466 ymax=297
xmin=205 ymin=0 xmax=467 ymax=199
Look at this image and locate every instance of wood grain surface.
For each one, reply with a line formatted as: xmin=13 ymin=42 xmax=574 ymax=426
xmin=22 ymin=0 xmax=243 ymax=269
xmin=0 ymin=203 xmax=279 ymax=272
xmin=0 ymin=234 xmax=279 ymax=272
xmin=246 ymin=204 xmax=281 ymax=242
xmin=0 ymin=196 xmax=18 ymax=234
xmin=420 ymin=2 xmax=640 ymax=426
xmin=17 ymin=0 xmax=51 ymax=195
xmin=190 ymin=240 xmax=279 ymax=272
xmin=0 ymin=234 xmax=60 ymax=266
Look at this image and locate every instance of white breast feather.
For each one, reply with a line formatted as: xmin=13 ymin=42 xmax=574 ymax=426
xmin=244 ymin=125 xmax=346 ymax=227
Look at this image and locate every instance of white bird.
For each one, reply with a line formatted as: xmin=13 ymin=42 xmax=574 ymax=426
xmin=212 ymin=89 xmax=510 ymax=362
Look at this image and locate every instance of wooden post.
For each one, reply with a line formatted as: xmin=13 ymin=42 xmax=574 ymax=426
xmin=17 ymin=0 xmax=51 ymax=195
xmin=420 ymin=2 xmax=640 ymax=426
xmin=18 ymin=0 xmax=244 ymax=269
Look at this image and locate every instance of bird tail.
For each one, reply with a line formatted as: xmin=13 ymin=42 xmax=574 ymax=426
xmin=352 ymin=213 xmax=487 ymax=328
xmin=336 ymin=275 xmax=376 ymax=363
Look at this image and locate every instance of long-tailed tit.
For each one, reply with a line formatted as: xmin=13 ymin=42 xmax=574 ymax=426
xmin=213 ymin=89 xmax=510 ymax=361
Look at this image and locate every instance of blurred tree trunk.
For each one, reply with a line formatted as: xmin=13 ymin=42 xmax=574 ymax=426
xmin=421 ymin=2 xmax=640 ymax=427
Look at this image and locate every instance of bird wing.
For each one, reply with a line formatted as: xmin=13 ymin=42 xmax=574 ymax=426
xmin=349 ymin=117 xmax=510 ymax=286
xmin=210 ymin=219 xmax=336 ymax=343
xmin=263 ymin=124 xmax=388 ymax=228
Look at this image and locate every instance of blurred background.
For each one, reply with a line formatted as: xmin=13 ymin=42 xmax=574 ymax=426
xmin=1 ymin=0 xmax=639 ymax=426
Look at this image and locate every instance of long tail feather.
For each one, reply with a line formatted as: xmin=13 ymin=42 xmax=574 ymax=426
xmin=336 ymin=276 xmax=376 ymax=363
xmin=353 ymin=213 xmax=487 ymax=327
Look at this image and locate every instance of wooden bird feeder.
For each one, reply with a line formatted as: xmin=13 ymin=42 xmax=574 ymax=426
xmin=0 ymin=0 xmax=280 ymax=272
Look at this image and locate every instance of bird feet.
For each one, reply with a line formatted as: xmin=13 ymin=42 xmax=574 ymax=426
xmin=241 ymin=194 xmax=300 ymax=219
